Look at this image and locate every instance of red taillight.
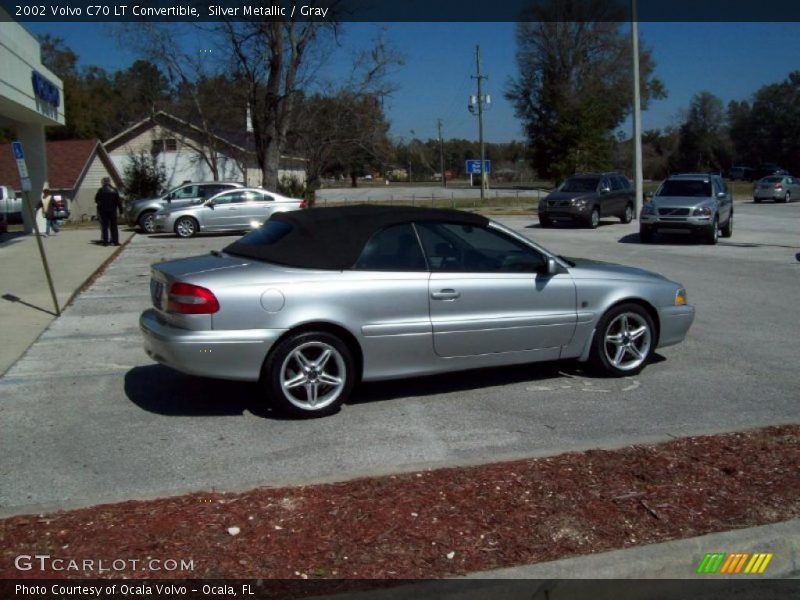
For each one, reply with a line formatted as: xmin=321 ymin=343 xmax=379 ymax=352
xmin=167 ymin=282 xmax=220 ymax=314
xmin=774 ymin=183 xmax=783 ymax=189
xmin=299 ymin=200 xmax=308 ymax=209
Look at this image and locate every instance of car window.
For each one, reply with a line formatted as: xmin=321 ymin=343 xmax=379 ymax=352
xmin=415 ymin=222 xmax=545 ymax=273
xmin=609 ymin=176 xmax=624 ymax=191
xmin=353 ymin=224 xmax=427 ymax=272
xmin=762 ymin=176 xmax=782 ymax=184
xmin=560 ymin=177 xmax=599 ymax=193
xmin=172 ymin=185 xmax=199 ymax=199
xmin=211 ymin=191 xmax=248 ymax=205
xmin=251 ymin=191 xmax=274 ymax=202
xmin=657 ymin=180 xmax=711 ymax=197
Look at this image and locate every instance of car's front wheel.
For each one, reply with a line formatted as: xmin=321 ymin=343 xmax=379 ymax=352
xmin=138 ymin=211 xmax=157 ymax=234
xmin=702 ymin=216 xmax=719 ymax=245
xmin=174 ymin=216 xmax=198 ymax=238
xmin=539 ymin=214 xmax=552 ymax=228
xmin=263 ymin=331 xmax=355 ymax=418
xmin=620 ymin=203 xmax=634 ymax=224
xmin=589 ymin=303 xmax=655 ymax=377
xmin=639 ymin=226 xmax=653 ymax=243
xmin=721 ymin=211 xmax=733 ymax=238
xmin=587 ymin=207 xmax=600 ymax=229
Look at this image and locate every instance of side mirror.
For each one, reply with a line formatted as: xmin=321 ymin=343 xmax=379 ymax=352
xmin=204 ymin=200 xmax=214 ymax=208
xmin=599 ymin=186 xmax=611 ymax=195
xmin=540 ymin=257 xmax=560 ymax=276
xmin=716 ymin=192 xmax=727 ymax=199
xmin=645 ymin=191 xmax=654 ymax=199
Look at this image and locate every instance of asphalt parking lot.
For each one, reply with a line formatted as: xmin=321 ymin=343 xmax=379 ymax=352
xmin=1 ymin=202 xmax=798 ymax=516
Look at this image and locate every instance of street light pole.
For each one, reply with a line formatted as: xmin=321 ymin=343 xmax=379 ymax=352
xmin=631 ymin=0 xmax=644 ymax=219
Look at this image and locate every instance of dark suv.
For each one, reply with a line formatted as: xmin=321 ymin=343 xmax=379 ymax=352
xmin=538 ymin=172 xmax=635 ymax=228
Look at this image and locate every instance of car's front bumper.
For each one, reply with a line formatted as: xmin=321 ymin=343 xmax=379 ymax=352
xmin=140 ymin=309 xmax=287 ymax=381
xmin=152 ymin=214 xmax=177 ymax=233
xmin=639 ymin=213 xmax=714 ymax=234
xmin=657 ymin=305 xmax=695 ymax=348
xmin=538 ymin=205 xmax=591 ymax=221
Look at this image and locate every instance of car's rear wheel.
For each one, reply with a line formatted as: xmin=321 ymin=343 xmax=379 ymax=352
xmin=639 ymin=226 xmax=653 ymax=243
xmin=174 ymin=216 xmax=198 ymax=238
xmin=138 ymin=211 xmax=156 ymax=234
xmin=587 ymin=207 xmax=600 ymax=229
xmin=620 ymin=203 xmax=633 ymax=224
xmin=589 ymin=303 xmax=655 ymax=377
xmin=703 ymin=216 xmax=719 ymax=245
xmin=263 ymin=331 xmax=355 ymax=418
xmin=721 ymin=211 xmax=733 ymax=238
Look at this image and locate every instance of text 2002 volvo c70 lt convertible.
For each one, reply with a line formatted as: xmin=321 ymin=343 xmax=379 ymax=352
xmin=140 ymin=206 xmax=695 ymax=418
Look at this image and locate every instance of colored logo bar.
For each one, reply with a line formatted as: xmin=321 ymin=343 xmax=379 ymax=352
xmin=697 ymin=552 xmax=773 ymax=574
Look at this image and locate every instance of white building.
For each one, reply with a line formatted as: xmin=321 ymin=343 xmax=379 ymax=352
xmin=104 ymin=111 xmax=307 ymax=190
xmin=0 ymin=7 xmax=65 ymax=233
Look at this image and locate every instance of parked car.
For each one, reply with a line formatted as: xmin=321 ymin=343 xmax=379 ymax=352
xmin=753 ymin=175 xmax=799 ymax=203
xmin=728 ymin=166 xmax=755 ymax=181
xmin=752 ymin=164 xmax=788 ymax=181
xmin=152 ymin=187 xmax=306 ymax=238
xmin=538 ymin=172 xmax=635 ymax=229
xmin=0 ymin=185 xmax=22 ymax=224
xmin=126 ymin=181 xmax=243 ymax=233
xmin=639 ymin=173 xmax=733 ymax=245
xmin=140 ymin=205 xmax=695 ymax=418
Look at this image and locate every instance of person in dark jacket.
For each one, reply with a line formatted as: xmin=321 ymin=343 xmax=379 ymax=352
xmin=95 ymin=177 xmax=123 ymax=246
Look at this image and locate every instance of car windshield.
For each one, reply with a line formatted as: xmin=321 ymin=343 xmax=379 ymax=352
xmin=762 ymin=176 xmax=782 ymax=183
xmin=657 ymin=180 xmax=711 ymax=197
xmin=560 ymin=178 xmax=599 ymax=193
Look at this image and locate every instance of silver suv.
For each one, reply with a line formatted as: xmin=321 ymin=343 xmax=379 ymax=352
xmin=639 ymin=174 xmax=733 ymax=245
xmin=126 ymin=181 xmax=243 ymax=233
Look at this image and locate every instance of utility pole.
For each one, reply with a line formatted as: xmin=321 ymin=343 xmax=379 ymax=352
xmin=470 ymin=45 xmax=489 ymax=202
xmin=631 ymin=0 xmax=643 ymax=219
xmin=437 ymin=118 xmax=446 ymax=189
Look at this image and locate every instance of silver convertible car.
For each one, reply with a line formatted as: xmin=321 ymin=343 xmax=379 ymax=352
xmin=152 ymin=187 xmax=306 ymax=238
xmin=140 ymin=206 xmax=695 ymax=418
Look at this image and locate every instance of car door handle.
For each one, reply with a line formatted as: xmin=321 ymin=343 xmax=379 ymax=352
xmin=431 ymin=289 xmax=460 ymax=300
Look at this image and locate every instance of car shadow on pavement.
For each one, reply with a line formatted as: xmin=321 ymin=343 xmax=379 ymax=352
xmin=525 ymin=221 xmax=620 ymax=230
xmin=347 ymin=357 xmax=667 ymax=406
xmin=124 ymin=365 xmax=273 ymax=418
xmin=125 ymin=357 xmax=666 ymax=417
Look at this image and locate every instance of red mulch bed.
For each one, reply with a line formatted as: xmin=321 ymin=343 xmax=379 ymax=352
xmin=2 ymin=425 xmax=798 ymax=581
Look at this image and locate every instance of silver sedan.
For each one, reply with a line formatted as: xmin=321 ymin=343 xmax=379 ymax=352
xmin=140 ymin=206 xmax=695 ymax=418
xmin=152 ymin=188 xmax=306 ymax=237
xmin=753 ymin=175 xmax=800 ymax=203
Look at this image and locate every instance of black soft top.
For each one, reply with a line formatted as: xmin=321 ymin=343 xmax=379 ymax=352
xmin=223 ymin=205 xmax=489 ymax=270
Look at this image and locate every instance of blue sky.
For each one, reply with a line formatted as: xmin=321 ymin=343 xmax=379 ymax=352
xmin=25 ymin=21 xmax=800 ymax=143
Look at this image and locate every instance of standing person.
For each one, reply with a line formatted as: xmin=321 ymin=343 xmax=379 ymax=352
xmin=95 ymin=177 xmax=123 ymax=246
xmin=41 ymin=187 xmax=59 ymax=236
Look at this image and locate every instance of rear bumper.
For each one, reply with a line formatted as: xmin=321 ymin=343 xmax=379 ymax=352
xmin=753 ymin=191 xmax=782 ymax=200
xmin=657 ymin=305 xmax=695 ymax=348
xmin=140 ymin=308 xmax=287 ymax=382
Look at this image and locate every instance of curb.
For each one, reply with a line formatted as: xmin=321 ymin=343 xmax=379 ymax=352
xmin=464 ymin=519 xmax=800 ymax=579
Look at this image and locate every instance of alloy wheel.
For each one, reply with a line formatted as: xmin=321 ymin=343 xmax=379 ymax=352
xmin=175 ymin=217 xmax=197 ymax=238
xmin=603 ymin=312 xmax=652 ymax=372
xmin=279 ymin=342 xmax=346 ymax=411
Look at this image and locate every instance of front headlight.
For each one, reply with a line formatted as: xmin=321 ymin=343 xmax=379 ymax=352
xmin=692 ymin=206 xmax=713 ymax=216
xmin=675 ymin=288 xmax=687 ymax=306
xmin=572 ymin=198 xmax=587 ymax=207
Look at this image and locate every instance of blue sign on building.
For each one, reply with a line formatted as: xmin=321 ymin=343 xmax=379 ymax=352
xmin=31 ymin=71 xmax=60 ymax=108
xmin=465 ymin=159 xmax=491 ymax=175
